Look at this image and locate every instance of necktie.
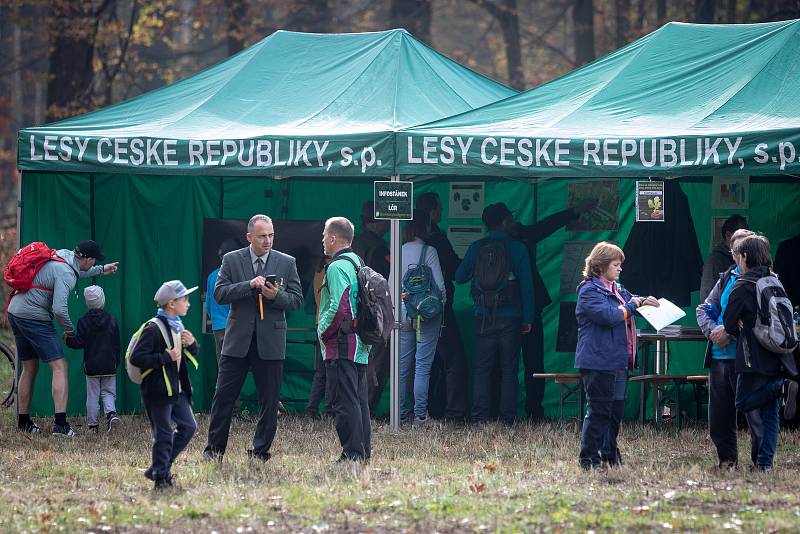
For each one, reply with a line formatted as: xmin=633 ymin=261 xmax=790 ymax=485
xmin=255 ymin=257 xmax=264 ymax=277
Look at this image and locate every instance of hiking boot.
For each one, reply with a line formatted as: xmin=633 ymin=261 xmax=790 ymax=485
xmin=51 ymin=422 xmax=77 ymax=438
xmin=18 ymin=421 xmax=41 ymax=434
xmin=106 ymin=412 xmax=121 ymax=433
xmin=783 ymin=379 xmax=798 ymax=420
xmin=144 ymin=467 xmax=155 ymax=481
xmin=247 ymin=449 xmax=271 ymax=462
xmin=88 ymin=425 xmax=99 ymax=434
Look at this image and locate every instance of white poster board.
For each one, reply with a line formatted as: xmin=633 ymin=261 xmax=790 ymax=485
xmin=447 ymin=225 xmax=484 ymax=257
xmin=449 ymin=182 xmax=485 ymax=219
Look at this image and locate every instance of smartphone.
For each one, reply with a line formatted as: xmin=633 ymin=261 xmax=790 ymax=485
xmin=264 ymin=274 xmax=279 ymax=285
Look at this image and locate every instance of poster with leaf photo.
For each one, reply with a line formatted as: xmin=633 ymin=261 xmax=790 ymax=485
xmin=636 ymin=181 xmax=664 ymax=222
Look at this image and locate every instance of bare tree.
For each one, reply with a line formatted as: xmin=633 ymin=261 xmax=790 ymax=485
xmin=468 ymin=0 xmax=525 ymax=90
xmin=695 ymin=0 xmax=716 ymax=22
xmin=615 ymin=0 xmax=630 ymax=48
xmin=225 ymin=0 xmax=248 ymax=55
xmin=46 ymin=0 xmax=97 ymax=121
xmin=390 ymin=0 xmax=432 ymax=43
xmin=573 ymin=0 xmax=595 ymax=66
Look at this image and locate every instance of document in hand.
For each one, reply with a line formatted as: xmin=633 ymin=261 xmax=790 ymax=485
xmin=637 ymin=298 xmax=686 ymax=332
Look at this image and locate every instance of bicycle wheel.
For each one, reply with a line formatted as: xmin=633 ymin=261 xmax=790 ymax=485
xmin=0 ymin=341 xmax=14 ymax=409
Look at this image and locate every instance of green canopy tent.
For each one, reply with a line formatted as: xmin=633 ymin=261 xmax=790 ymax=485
xmin=15 ymin=29 xmax=517 ymax=418
xmin=396 ymin=20 xmax=800 ymax=420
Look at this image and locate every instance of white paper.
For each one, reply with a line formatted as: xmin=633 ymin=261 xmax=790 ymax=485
xmin=447 ymin=225 xmax=484 ymax=257
xmin=637 ymin=298 xmax=686 ymax=332
xmin=449 ymin=182 xmax=484 ymax=219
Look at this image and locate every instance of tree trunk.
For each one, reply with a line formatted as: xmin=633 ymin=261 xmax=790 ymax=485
xmin=225 ymin=0 xmax=247 ymax=55
xmin=727 ymin=0 xmax=736 ymax=22
xmin=390 ymin=0 xmax=432 ymax=44
xmin=695 ymin=0 xmax=716 ymax=22
xmin=657 ymin=0 xmax=667 ymax=22
xmin=46 ymin=0 xmax=96 ymax=122
xmin=291 ymin=0 xmax=333 ymax=33
xmin=497 ymin=0 xmax=524 ymax=90
xmin=573 ymin=0 xmax=595 ymax=66
xmin=615 ymin=0 xmax=631 ymax=48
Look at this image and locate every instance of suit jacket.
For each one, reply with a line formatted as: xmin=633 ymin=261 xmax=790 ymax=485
xmin=214 ymin=246 xmax=303 ymax=360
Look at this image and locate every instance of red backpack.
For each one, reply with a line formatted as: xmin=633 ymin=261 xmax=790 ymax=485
xmin=3 ymin=242 xmax=66 ymax=295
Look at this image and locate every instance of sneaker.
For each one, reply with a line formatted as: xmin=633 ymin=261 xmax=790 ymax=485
xmin=144 ymin=467 xmax=154 ymax=481
xmin=88 ymin=425 xmax=99 ymax=434
xmin=51 ymin=422 xmax=77 ymax=438
xmin=106 ymin=412 xmax=121 ymax=433
xmin=783 ymin=379 xmax=798 ymax=420
xmin=18 ymin=421 xmax=41 ymax=434
xmin=413 ymin=416 xmax=434 ymax=428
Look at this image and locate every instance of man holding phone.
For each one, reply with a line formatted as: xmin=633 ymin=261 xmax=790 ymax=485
xmin=203 ymin=214 xmax=303 ymax=462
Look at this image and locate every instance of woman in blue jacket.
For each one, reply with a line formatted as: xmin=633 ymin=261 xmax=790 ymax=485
xmin=576 ymin=242 xmax=658 ymax=469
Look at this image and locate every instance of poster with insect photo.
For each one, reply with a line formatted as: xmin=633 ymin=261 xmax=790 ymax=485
xmin=635 ymin=181 xmax=665 ymax=222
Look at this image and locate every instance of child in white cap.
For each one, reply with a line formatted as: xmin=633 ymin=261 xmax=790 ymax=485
xmin=129 ymin=280 xmax=199 ymax=490
xmin=65 ymin=285 xmax=121 ymax=433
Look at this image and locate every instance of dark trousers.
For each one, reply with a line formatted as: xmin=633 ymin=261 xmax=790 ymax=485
xmin=143 ymin=393 xmax=197 ymax=481
xmin=367 ymin=342 xmax=390 ymax=416
xmin=521 ymin=312 xmax=545 ymax=419
xmin=708 ymin=359 xmax=738 ymax=465
xmin=213 ymin=329 xmax=241 ymax=414
xmin=472 ymin=316 xmax=521 ymax=425
xmin=736 ymin=372 xmax=782 ymax=469
xmin=306 ymin=342 xmax=333 ymax=417
xmin=579 ymin=369 xmax=627 ymax=468
xmin=327 ymin=358 xmax=371 ymax=460
xmin=438 ymin=305 xmax=469 ymax=420
xmin=205 ymin=334 xmax=283 ymax=457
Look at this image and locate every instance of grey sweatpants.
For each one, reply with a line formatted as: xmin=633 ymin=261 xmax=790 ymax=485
xmin=86 ymin=375 xmax=117 ymax=426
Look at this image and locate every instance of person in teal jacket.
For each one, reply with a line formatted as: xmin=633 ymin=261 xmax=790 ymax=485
xmin=318 ymin=216 xmax=371 ymax=462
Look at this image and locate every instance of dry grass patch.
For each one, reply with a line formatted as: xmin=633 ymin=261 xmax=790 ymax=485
xmin=2 ymin=411 xmax=800 ymax=532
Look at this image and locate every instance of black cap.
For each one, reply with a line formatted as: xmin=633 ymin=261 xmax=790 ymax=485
xmin=75 ymin=240 xmax=105 ymax=261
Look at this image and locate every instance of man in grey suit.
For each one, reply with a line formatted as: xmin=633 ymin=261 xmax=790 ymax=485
xmin=203 ymin=214 xmax=303 ymax=462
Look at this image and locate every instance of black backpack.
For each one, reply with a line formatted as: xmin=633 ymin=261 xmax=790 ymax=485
xmin=333 ymin=255 xmax=395 ymax=346
xmin=471 ymin=237 xmax=515 ymax=310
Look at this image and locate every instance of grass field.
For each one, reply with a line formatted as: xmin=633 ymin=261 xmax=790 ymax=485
xmin=2 ymin=410 xmax=800 ymax=533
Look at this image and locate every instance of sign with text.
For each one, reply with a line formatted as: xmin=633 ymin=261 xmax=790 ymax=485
xmin=636 ymin=181 xmax=665 ymax=222
xmin=374 ymin=181 xmax=413 ymax=220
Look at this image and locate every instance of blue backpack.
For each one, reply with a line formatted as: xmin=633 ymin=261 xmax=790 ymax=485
xmin=402 ymin=245 xmax=443 ymax=335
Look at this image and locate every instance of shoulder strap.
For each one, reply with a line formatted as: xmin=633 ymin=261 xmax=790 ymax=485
xmin=419 ymin=244 xmax=428 ymax=264
xmin=147 ymin=318 xmax=172 ymax=348
xmin=333 ymin=254 xmax=363 ymax=271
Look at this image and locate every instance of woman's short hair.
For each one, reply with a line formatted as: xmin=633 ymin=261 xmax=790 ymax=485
xmin=583 ymin=241 xmax=625 ymax=278
xmin=733 ymin=234 xmax=772 ymax=269
xmin=324 ymin=216 xmax=354 ymax=244
xmin=729 ymin=228 xmax=755 ymax=248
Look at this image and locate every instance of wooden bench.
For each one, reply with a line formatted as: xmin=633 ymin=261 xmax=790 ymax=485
xmin=629 ymin=374 xmax=709 ymax=432
xmin=531 ymin=373 xmax=584 ymax=421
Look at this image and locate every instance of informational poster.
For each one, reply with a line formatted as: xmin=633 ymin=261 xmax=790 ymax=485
xmin=560 ymin=240 xmax=596 ymax=293
xmin=635 ymin=181 xmax=665 ymax=222
xmin=712 ymin=176 xmax=749 ymax=210
xmin=566 ymin=179 xmax=619 ymax=231
xmin=449 ymin=182 xmax=484 ymax=219
xmin=556 ymin=302 xmax=578 ymax=353
xmin=447 ymin=225 xmax=484 ymax=257
xmin=374 ymin=180 xmax=413 ymax=220
xmin=711 ymin=215 xmax=749 ymax=250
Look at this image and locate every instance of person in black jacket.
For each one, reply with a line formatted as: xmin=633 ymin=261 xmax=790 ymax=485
xmin=130 ymin=280 xmax=200 ymax=489
xmin=723 ymin=235 xmax=798 ymax=470
xmin=65 ymin=285 xmax=121 ymax=433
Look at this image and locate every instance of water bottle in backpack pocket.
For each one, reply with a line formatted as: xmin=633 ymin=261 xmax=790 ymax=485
xmin=402 ymin=245 xmax=443 ymax=338
xmin=746 ymin=274 xmax=799 ymax=354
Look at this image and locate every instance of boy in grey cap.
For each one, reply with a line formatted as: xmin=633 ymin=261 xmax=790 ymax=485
xmin=66 ymin=285 xmax=121 ymax=432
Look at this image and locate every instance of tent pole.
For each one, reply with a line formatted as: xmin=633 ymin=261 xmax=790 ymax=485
xmin=389 ymin=174 xmax=402 ymax=431
xmin=13 ymin=172 xmax=22 ymax=419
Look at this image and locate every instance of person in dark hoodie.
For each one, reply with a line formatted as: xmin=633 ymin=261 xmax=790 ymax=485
xmin=575 ymin=241 xmax=658 ymax=469
xmin=700 ymin=214 xmax=748 ymax=302
xmin=129 ymin=280 xmax=199 ymax=490
xmin=65 ymin=285 xmax=121 ymax=433
xmin=723 ymin=234 xmax=798 ymax=470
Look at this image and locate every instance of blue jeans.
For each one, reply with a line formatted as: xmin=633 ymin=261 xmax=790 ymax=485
xmin=143 ymin=393 xmax=197 ymax=481
xmin=472 ymin=316 xmax=521 ymax=425
xmin=399 ymin=315 xmax=442 ymax=419
xmin=736 ymin=373 xmax=782 ymax=469
xmin=579 ymin=369 xmax=627 ymax=468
